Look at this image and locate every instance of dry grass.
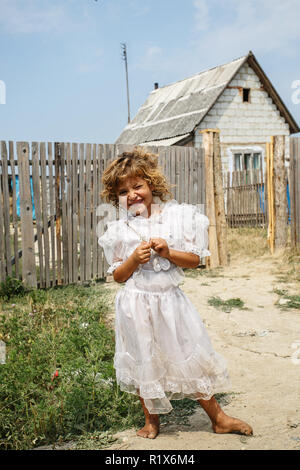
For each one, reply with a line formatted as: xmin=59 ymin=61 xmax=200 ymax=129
xmin=227 ymin=225 xmax=300 ymax=285
xmin=227 ymin=226 xmax=269 ymax=260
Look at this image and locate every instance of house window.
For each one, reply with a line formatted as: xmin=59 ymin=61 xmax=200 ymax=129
xmin=253 ymin=153 xmax=260 ymax=169
xmin=243 ymin=88 xmax=250 ymax=102
xmin=244 ymin=153 xmax=251 ymax=169
xmin=234 ymin=151 xmax=262 ymax=171
xmin=234 ymin=153 xmax=242 ymax=170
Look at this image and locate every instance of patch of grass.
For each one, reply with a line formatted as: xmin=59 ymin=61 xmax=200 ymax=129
xmin=0 ymin=283 xmax=144 ymax=450
xmin=275 ymin=245 xmax=300 ymax=284
xmin=273 ymin=288 xmax=300 ymax=311
xmin=184 ymin=267 xmax=224 ymax=279
xmin=75 ymin=431 xmax=118 ymax=450
xmin=208 ymin=296 xmax=247 ymax=313
xmin=0 ymin=277 xmax=30 ymax=301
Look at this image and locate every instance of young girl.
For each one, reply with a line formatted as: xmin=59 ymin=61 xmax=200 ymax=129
xmin=98 ymin=148 xmax=253 ymax=439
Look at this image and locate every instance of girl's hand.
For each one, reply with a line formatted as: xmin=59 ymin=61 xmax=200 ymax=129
xmin=132 ymin=241 xmax=151 ymax=264
xmin=150 ymin=238 xmax=170 ymax=258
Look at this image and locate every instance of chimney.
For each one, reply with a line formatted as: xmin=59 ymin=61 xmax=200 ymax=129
xmin=154 ymin=82 xmax=159 ymax=90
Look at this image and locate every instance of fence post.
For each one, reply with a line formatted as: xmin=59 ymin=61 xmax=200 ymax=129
xmin=266 ymin=139 xmax=275 ymax=253
xmin=55 ymin=143 xmax=62 ymax=285
xmin=17 ymin=142 xmax=37 ymax=288
xmin=201 ymin=130 xmax=220 ymax=268
xmin=213 ymin=132 xmax=228 ymax=266
xmin=273 ymin=135 xmax=287 ymax=250
xmin=289 ymin=137 xmax=300 ymax=248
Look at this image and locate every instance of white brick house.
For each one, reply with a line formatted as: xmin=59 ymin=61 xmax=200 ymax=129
xmin=116 ymin=51 xmax=299 ymax=176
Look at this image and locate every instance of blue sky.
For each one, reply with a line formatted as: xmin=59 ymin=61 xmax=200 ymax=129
xmin=0 ymin=0 xmax=300 ymax=143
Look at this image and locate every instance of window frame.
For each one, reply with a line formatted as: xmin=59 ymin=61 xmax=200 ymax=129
xmin=242 ymin=88 xmax=251 ymax=103
xmin=233 ymin=151 xmax=263 ymax=171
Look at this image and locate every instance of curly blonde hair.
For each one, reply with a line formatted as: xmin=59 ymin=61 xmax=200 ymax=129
xmin=100 ymin=147 xmax=174 ymax=207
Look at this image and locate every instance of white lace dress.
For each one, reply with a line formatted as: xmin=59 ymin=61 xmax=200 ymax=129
xmin=98 ymin=199 xmax=231 ymax=414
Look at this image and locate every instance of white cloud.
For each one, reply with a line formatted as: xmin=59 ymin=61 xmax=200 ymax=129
xmin=0 ymin=0 xmax=84 ymax=34
xmin=193 ymin=0 xmax=210 ymax=31
xmin=191 ymin=0 xmax=300 ymax=59
xmin=137 ymin=45 xmax=165 ymax=71
xmin=134 ymin=0 xmax=300 ymax=92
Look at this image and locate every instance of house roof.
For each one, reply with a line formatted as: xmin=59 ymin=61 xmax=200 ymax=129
xmin=116 ymin=51 xmax=299 ymax=145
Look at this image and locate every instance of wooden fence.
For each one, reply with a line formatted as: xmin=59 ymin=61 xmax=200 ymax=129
xmin=0 ymin=142 xmax=205 ymax=287
xmin=223 ymin=168 xmax=266 ymax=227
xmin=290 ymin=137 xmax=300 ymax=247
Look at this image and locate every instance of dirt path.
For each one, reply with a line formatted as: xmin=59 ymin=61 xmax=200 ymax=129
xmin=104 ymin=254 xmax=300 ymax=451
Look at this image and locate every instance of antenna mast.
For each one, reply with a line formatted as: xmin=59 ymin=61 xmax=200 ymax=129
xmin=121 ymin=43 xmax=131 ymax=123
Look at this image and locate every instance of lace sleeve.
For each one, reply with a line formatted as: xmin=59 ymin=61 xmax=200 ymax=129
xmin=175 ymin=204 xmax=211 ymax=266
xmin=98 ymin=221 xmax=125 ymax=275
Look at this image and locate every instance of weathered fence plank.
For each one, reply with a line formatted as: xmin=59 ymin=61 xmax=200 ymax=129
xmin=48 ymin=142 xmax=56 ymax=285
xmin=1 ymin=142 xmax=12 ymax=277
xmin=17 ymin=142 xmax=37 ymax=287
xmin=72 ymin=143 xmax=79 ymax=284
xmin=66 ymin=143 xmax=73 ymax=283
xmin=85 ymin=144 xmax=92 ymax=281
xmin=40 ymin=142 xmax=51 ymax=287
xmin=32 ymin=142 xmax=44 ymax=287
xmin=9 ymin=141 xmax=19 ymax=279
xmin=290 ymin=137 xmax=300 ymax=247
xmin=97 ymin=144 xmax=104 ymax=278
xmin=55 ymin=143 xmax=62 ymax=285
xmin=92 ymin=144 xmax=98 ymax=279
xmin=0 ymin=154 xmax=6 ymax=281
xmin=60 ymin=143 xmax=68 ymax=285
xmin=79 ymin=143 xmax=85 ymax=282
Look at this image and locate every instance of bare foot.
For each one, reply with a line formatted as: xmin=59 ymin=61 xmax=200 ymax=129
xmin=136 ymin=419 xmax=160 ymax=439
xmin=212 ymin=414 xmax=253 ymax=435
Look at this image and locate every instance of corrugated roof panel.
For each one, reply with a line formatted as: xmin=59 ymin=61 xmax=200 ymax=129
xmin=144 ymin=102 xmax=166 ymax=122
xmin=116 ymin=55 xmax=249 ymax=144
xmin=129 ymin=107 xmax=153 ymax=126
xmin=139 ymin=134 xmax=191 ymax=146
xmin=151 ymin=98 xmax=179 ymax=122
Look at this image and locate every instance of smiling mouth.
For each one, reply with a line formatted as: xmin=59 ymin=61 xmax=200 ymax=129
xmin=129 ymin=199 xmax=143 ymax=206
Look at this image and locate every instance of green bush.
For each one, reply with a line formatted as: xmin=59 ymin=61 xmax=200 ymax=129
xmin=0 ymin=277 xmax=29 ymax=301
xmin=0 ymin=284 xmax=143 ymax=450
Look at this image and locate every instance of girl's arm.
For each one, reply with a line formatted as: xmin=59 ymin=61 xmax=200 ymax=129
xmin=113 ymin=241 xmax=151 ymax=283
xmin=150 ymin=238 xmax=199 ymax=269
xmin=166 ymin=249 xmax=200 ymax=269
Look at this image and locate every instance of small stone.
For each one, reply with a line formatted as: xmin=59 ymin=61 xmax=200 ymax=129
xmin=258 ymin=330 xmax=269 ymax=337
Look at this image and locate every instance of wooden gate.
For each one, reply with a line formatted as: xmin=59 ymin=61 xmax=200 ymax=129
xmin=223 ymin=169 xmax=266 ymax=227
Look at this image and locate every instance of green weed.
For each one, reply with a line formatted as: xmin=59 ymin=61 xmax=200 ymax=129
xmin=208 ymin=296 xmax=247 ymax=313
xmin=273 ymin=288 xmax=300 ymax=311
xmin=0 ymin=283 xmax=144 ymax=450
xmin=0 ymin=277 xmax=29 ymax=301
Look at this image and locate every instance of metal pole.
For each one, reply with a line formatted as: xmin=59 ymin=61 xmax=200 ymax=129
xmin=121 ymin=43 xmax=131 ymax=123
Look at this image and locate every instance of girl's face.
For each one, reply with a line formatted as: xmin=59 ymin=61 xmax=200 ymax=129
xmin=117 ymin=176 xmax=154 ymax=217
